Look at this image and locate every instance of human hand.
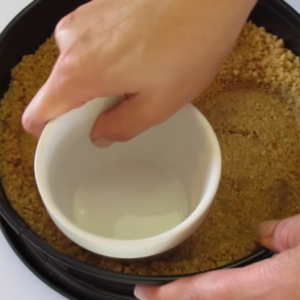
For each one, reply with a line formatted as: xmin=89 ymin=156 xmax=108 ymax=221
xmin=134 ymin=214 xmax=300 ymax=300
xmin=22 ymin=0 xmax=257 ymax=146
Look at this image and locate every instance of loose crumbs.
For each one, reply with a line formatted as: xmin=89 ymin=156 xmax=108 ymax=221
xmin=0 ymin=22 xmax=300 ymax=275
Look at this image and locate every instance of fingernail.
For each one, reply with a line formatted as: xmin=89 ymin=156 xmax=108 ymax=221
xmin=93 ymin=138 xmax=114 ymax=148
xmin=257 ymin=220 xmax=278 ymax=239
xmin=134 ymin=286 xmax=148 ymax=300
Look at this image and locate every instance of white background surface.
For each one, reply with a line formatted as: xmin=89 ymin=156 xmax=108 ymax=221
xmin=0 ymin=0 xmax=300 ymax=299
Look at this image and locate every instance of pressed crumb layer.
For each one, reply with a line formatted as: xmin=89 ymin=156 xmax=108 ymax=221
xmin=0 ymin=22 xmax=300 ymax=275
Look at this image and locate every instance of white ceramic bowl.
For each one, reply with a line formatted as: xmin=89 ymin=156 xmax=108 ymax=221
xmin=35 ymin=97 xmax=221 ymax=259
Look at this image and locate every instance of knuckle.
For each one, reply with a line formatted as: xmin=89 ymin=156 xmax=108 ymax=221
xmin=277 ymin=219 xmax=294 ymax=250
xmin=55 ymin=11 xmax=75 ymax=34
xmin=183 ymin=278 xmax=201 ymax=300
xmin=257 ymin=262 xmax=275 ymax=282
xmin=54 ymin=42 xmax=83 ymax=78
xmin=54 ymin=11 xmax=77 ymax=48
xmin=55 ymin=16 xmax=69 ymax=42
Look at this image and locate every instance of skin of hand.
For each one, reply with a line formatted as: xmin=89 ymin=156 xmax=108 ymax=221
xmin=135 ymin=215 xmax=300 ymax=300
xmin=22 ymin=0 xmax=257 ymax=147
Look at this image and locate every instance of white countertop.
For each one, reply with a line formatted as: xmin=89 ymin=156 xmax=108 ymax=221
xmin=0 ymin=1 xmax=300 ymax=299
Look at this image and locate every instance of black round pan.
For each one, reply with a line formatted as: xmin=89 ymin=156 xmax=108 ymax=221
xmin=0 ymin=0 xmax=299 ymax=299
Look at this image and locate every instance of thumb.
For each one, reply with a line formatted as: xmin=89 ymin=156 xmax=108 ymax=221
xmin=258 ymin=214 xmax=300 ymax=253
xmin=22 ymin=57 xmax=91 ymax=138
xmin=134 ymin=247 xmax=300 ymax=300
xmin=91 ymin=91 xmax=184 ymax=146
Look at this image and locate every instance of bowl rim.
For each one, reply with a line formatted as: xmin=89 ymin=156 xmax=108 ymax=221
xmin=35 ymin=101 xmax=222 ymax=259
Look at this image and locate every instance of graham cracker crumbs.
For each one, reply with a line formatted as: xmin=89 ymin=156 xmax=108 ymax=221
xmin=0 ymin=22 xmax=300 ymax=275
